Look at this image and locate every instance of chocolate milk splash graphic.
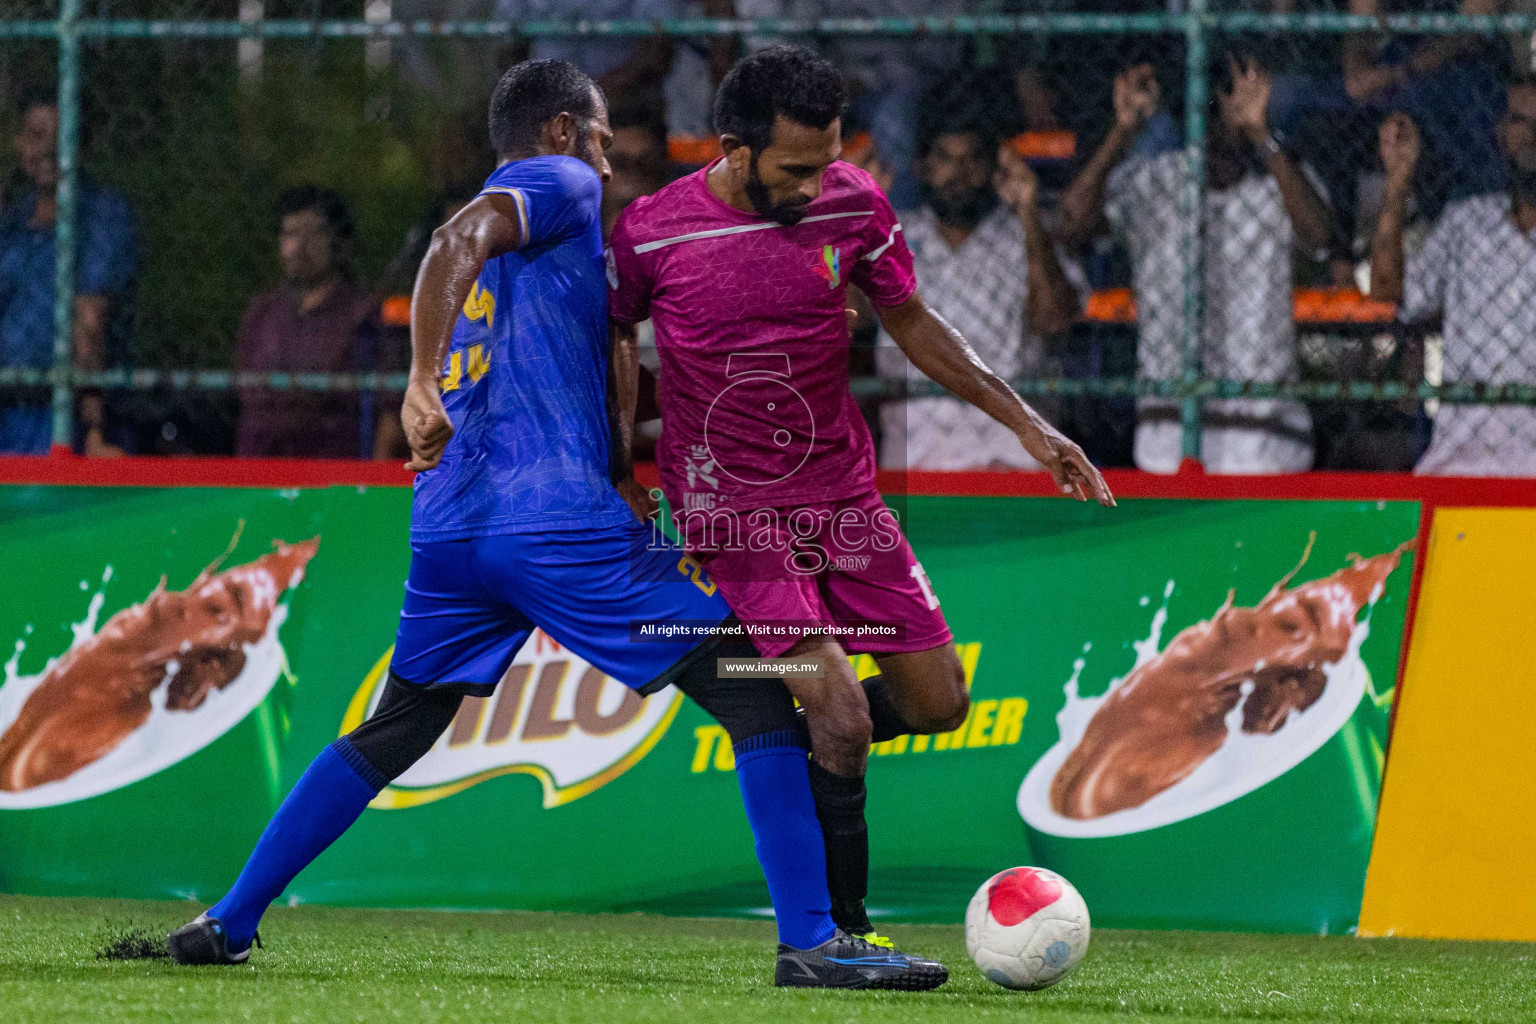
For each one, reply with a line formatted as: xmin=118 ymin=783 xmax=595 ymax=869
xmin=1048 ymin=536 xmax=1412 ymax=822
xmin=0 ymin=533 xmax=318 ymax=794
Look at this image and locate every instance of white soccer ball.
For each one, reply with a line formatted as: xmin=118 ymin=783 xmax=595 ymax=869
xmin=964 ymin=866 xmax=1091 ymax=990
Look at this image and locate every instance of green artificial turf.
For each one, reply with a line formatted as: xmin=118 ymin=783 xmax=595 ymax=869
xmin=3 ymin=894 xmax=1534 ymax=1023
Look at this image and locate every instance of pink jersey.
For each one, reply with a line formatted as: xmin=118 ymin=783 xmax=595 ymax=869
xmin=608 ymin=160 xmax=915 ymax=511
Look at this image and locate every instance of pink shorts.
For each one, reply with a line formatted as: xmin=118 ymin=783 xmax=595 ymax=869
xmin=679 ymin=488 xmax=953 ymax=659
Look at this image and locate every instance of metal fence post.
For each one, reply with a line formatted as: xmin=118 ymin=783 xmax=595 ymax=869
xmin=1180 ymin=0 xmax=1208 ymax=463
xmin=50 ymin=0 xmax=82 ymax=452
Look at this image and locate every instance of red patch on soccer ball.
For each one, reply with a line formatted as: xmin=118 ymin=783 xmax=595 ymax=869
xmin=987 ymin=868 xmax=1063 ymax=927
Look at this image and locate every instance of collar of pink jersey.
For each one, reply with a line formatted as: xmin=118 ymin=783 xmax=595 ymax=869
xmin=692 ymin=158 xmax=766 ymax=223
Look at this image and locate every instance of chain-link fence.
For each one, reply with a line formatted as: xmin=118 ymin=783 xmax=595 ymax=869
xmin=2 ymin=5 xmax=1534 ymax=471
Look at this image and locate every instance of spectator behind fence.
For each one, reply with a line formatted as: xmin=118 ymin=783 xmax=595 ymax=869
xmin=1344 ymin=0 xmax=1509 ymax=204
xmin=0 ymin=89 xmax=138 ymax=456
xmin=663 ymin=0 xmax=739 ymax=139
xmin=495 ymin=0 xmax=678 ymax=112
xmin=1061 ymin=57 xmax=1335 ymax=475
xmin=234 ymin=187 xmax=384 ymax=459
xmin=1370 ymin=79 xmax=1536 ymax=477
xmin=877 ymin=100 xmax=1086 ymax=471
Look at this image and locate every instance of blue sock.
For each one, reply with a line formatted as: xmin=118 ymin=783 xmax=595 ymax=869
xmin=732 ymin=731 xmax=837 ymax=950
xmin=209 ymin=738 xmax=385 ymax=950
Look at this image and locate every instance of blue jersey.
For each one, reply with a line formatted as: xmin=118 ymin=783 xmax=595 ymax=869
xmin=411 ymin=156 xmax=632 ymax=540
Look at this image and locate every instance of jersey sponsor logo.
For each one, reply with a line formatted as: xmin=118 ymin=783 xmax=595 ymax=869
xmin=814 ymin=244 xmax=842 ymax=289
xmin=341 ymin=630 xmax=681 ymax=809
xmin=683 ymin=444 xmax=720 ymax=491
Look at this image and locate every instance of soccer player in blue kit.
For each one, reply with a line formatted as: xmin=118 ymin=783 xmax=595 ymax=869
xmin=168 ymin=59 xmax=945 ymax=990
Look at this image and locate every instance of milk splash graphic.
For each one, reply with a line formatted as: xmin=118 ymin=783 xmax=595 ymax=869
xmin=0 ymin=566 xmax=294 ymax=810
xmin=1018 ymin=577 xmax=1381 ymax=838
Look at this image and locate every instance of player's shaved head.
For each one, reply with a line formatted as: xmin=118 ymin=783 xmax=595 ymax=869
xmin=489 ymin=59 xmax=603 ymax=159
xmin=713 ymin=45 xmax=846 ymax=156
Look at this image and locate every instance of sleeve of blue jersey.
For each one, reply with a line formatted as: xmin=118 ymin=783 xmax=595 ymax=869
xmin=478 ymin=156 xmax=601 ymax=250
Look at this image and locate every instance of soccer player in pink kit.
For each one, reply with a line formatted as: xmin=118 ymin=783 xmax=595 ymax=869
xmin=609 ymin=45 xmax=1114 ymax=941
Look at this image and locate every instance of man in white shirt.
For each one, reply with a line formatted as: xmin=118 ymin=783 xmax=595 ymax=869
xmin=877 ymin=113 xmax=1086 ymax=470
xmin=1370 ymin=77 xmax=1536 ymax=477
xmin=1061 ymin=57 xmax=1336 ymax=474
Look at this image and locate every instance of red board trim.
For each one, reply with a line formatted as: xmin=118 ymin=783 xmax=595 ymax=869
xmin=6 ymin=455 xmax=1536 ymax=506
xmin=0 ymin=455 xmax=416 ymax=490
xmin=874 ymin=466 xmax=1536 ymax=505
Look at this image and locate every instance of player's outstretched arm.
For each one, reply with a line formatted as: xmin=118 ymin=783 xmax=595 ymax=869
xmin=403 ymin=192 xmax=524 ymax=471
xmin=877 ymin=293 xmax=1115 ymax=506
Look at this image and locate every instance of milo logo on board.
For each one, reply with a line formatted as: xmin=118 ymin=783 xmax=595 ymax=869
xmin=342 ymin=631 xmax=680 ymax=810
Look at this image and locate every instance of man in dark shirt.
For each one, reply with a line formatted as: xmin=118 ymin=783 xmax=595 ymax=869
xmin=235 ymin=187 xmax=385 ymax=458
xmin=0 ymin=90 xmax=139 ymax=455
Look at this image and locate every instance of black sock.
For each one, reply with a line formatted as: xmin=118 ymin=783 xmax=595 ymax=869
xmin=862 ymin=675 xmax=914 ymax=744
xmin=807 ymin=760 xmax=872 ymax=935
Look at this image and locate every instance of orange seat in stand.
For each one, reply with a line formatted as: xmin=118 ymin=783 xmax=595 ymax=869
xmin=1081 ymin=287 xmax=1397 ymax=326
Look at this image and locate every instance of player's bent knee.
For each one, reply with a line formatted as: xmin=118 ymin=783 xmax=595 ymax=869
xmin=826 ymin=700 xmax=874 ymax=749
xmin=812 ymin=691 xmax=872 ymax=768
xmin=814 ymin=662 xmax=873 ymax=750
xmin=670 ymin=637 xmax=806 ymax=748
xmin=345 ymin=671 xmax=467 ymax=782
xmin=931 ymin=688 xmax=970 ymax=734
xmin=903 ymin=660 xmax=969 ymax=734
xmin=929 ymin=659 xmax=971 ymax=732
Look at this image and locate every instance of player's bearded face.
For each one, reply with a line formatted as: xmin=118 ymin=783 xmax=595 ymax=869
xmin=745 ymin=152 xmax=814 ymax=226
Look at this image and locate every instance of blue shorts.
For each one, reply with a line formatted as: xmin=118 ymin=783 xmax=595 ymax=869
xmin=391 ymin=517 xmax=732 ymax=695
